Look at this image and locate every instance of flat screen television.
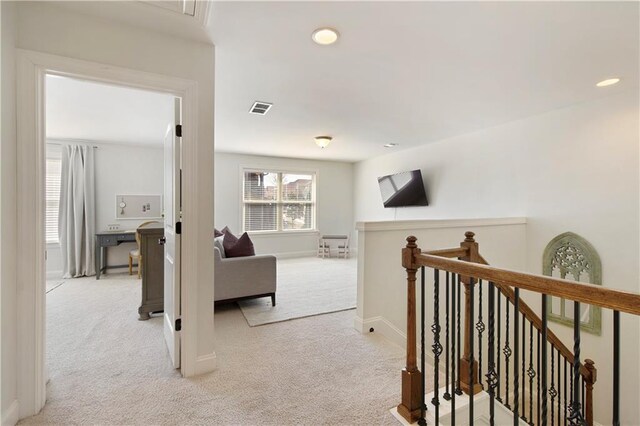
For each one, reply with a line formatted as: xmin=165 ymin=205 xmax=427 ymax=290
xmin=377 ymin=169 xmax=428 ymax=208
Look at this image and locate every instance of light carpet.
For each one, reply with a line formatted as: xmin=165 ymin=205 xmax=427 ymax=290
xmin=20 ymin=272 xmax=433 ymax=425
xmin=238 ymin=256 xmax=357 ymax=326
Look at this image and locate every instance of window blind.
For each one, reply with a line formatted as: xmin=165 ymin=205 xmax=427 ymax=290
xmin=46 ymin=158 xmax=62 ymax=244
xmin=242 ymin=171 xmax=315 ymax=232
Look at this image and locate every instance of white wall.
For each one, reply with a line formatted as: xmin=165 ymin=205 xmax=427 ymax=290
xmin=45 ymin=142 xmax=164 ymax=278
xmin=9 ymin=2 xmax=215 ymax=420
xmin=354 ymin=90 xmax=640 ymax=424
xmin=214 ymin=152 xmax=354 ymax=257
xmin=1 ymin=2 xmax=19 ymax=424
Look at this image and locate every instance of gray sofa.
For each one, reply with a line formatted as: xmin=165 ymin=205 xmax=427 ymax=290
xmin=214 ymin=247 xmax=277 ymax=306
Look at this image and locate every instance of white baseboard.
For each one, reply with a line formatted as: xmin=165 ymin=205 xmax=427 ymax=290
xmin=2 ymin=400 xmax=19 ymax=426
xmin=273 ymin=250 xmax=317 ymax=259
xmin=354 ymin=315 xmax=406 ymax=350
xmin=46 ymin=270 xmax=63 ymax=280
xmin=194 ymin=352 xmax=217 ymax=375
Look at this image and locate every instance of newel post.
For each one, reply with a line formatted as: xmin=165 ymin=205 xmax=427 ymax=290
xmin=585 ymin=359 xmax=596 ymax=426
xmin=397 ymin=236 xmax=423 ymax=423
xmin=459 ymin=231 xmax=483 ymax=395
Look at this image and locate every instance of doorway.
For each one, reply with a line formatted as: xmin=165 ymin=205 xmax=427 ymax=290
xmin=16 ymin=50 xmax=213 ymax=417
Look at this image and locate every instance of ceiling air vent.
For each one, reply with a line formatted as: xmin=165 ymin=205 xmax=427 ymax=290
xmin=249 ymin=101 xmax=273 ymax=115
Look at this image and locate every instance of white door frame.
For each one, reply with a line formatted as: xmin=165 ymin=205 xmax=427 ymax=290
xmin=16 ymin=49 xmax=202 ymax=417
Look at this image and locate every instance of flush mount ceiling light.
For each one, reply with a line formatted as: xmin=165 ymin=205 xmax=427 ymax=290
xmin=384 ymin=143 xmax=399 ymax=148
xmin=596 ymin=78 xmax=621 ymax=87
xmin=314 ymin=136 xmax=332 ymax=148
xmin=312 ymin=28 xmax=339 ymax=45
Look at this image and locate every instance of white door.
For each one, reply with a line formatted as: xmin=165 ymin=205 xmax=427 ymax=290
xmin=163 ymin=97 xmax=182 ymax=369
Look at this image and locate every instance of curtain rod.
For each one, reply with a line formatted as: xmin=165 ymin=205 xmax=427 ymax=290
xmin=46 ymin=142 xmax=98 ymax=148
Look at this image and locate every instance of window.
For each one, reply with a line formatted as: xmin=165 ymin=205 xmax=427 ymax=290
xmin=243 ymin=170 xmax=315 ymax=232
xmin=46 ymin=156 xmax=62 ymax=244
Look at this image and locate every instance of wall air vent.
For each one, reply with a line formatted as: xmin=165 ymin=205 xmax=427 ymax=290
xmin=249 ymin=101 xmax=273 ymax=115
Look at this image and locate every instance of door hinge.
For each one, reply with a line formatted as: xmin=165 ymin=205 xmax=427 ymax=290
xmin=175 ymin=318 xmax=182 ymax=331
xmin=176 ymin=124 xmax=182 ymax=137
xmin=176 ymin=221 xmax=182 ymax=234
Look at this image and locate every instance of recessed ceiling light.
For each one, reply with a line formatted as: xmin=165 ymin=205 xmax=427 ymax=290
xmin=312 ymin=28 xmax=339 ymax=46
xmin=596 ymin=78 xmax=620 ymax=87
xmin=384 ymin=143 xmax=399 ymax=148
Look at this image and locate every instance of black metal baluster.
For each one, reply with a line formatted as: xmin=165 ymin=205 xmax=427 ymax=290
xmin=513 ymin=288 xmax=520 ymax=425
xmin=568 ymin=301 xmax=583 ymax=426
xmin=569 ymin=357 xmax=573 ymax=425
xmin=537 ymin=329 xmax=541 ymax=426
xmin=528 ymin=322 xmax=535 ymax=425
xmin=504 ymin=292 xmax=511 ymax=409
xmin=613 ymin=310 xmax=620 ymax=426
xmin=521 ymin=313 xmax=526 ymax=422
xmin=432 ymin=268 xmax=442 ymax=424
xmin=451 ymin=274 xmax=457 ymax=425
xmin=469 ymin=276 xmax=475 ymax=425
xmin=456 ymin=274 xmax=462 ymax=396
xmin=542 ymin=295 xmax=548 ymax=426
xmin=550 ymin=347 xmax=556 ymax=426
xmin=497 ymin=289 xmax=502 ymax=403
xmin=444 ymin=272 xmax=451 ymax=401
xmin=564 ymin=359 xmax=568 ymax=426
xmin=557 ymin=348 xmax=561 ymax=426
xmin=477 ymin=280 xmax=485 ymax=389
xmin=419 ymin=267 xmax=426 ymax=426
xmin=486 ymin=281 xmax=498 ymax=426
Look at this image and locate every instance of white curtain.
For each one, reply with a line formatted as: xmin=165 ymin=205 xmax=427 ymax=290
xmin=59 ymin=144 xmax=96 ymax=278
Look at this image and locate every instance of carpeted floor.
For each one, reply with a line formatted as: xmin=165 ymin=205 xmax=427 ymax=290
xmin=238 ymin=256 xmax=357 ymax=326
xmin=20 ymin=270 xmax=429 ymax=425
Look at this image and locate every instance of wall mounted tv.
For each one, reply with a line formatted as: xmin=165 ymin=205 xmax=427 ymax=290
xmin=377 ymin=169 xmax=428 ymax=208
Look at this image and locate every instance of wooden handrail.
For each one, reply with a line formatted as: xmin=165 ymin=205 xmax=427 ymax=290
xmin=476 ymin=254 xmax=594 ymax=381
xmin=416 ymin=253 xmax=640 ymax=316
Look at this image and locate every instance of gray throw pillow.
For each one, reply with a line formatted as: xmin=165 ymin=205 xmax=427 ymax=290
xmin=214 ymin=235 xmax=226 ymax=258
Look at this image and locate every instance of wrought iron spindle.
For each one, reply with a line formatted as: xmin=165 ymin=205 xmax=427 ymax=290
xmin=528 ymin=321 xmax=535 ymax=425
xmin=564 ymin=359 xmax=568 ymax=426
xmin=468 ymin=275 xmax=475 ymax=425
xmin=419 ymin=267 xmax=426 ymax=426
xmin=504 ymin=292 xmax=512 ymax=409
xmin=477 ymin=280 xmax=485 ymax=389
xmin=450 ymin=273 xmax=457 ymax=425
xmin=432 ymin=268 xmax=442 ymax=424
xmin=568 ymin=301 xmax=584 ymax=426
xmin=456 ymin=274 xmax=462 ymax=396
xmin=550 ymin=347 xmax=556 ymax=426
xmin=542 ymin=295 xmax=548 ymax=426
xmin=521 ymin=313 xmax=526 ymax=422
xmin=497 ymin=289 xmax=502 ymax=403
xmin=513 ymin=288 xmax=520 ymax=424
xmin=613 ymin=310 xmax=620 ymax=426
xmin=486 ymin=281 xmax=498 ymax=426
xmin=569 ymin=356 xmax=573 ymax=425
xmin=444 ymin=272 xmax=451 ymax=401
xmin=537 ymin=329 xmax=541 ymax=426
xmin=557 ymin=348 xmax=561 ymax=426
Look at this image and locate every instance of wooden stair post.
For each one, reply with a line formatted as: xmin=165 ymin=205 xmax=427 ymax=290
xmin=397 ymin=236 xmax=423 ymax=423
xmin=585 ymin=359 xmax=597 ymax=426
xmin=459 ymin=231 xmax=483 ymax=395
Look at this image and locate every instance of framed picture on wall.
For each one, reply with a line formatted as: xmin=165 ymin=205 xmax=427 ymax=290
xmin=115 ymin=194 xmax=163 ymax=220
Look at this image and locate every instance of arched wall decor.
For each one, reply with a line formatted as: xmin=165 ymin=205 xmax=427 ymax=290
xmin=542 ymin=232 xmax=602 ymax=335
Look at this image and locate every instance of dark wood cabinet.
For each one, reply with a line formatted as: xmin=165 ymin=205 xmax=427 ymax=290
xmin=137 ymin=223 xmax=164 ymax=320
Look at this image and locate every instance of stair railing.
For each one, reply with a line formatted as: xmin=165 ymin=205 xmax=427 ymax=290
xmin=398 ymin=232 xmax=640 ymax=426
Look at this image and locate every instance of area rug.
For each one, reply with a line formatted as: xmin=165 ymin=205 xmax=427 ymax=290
xmin=46 ymin=279 xmax=66 ymax=293
xmin=238 ymin=256 xmax=357 ymax=326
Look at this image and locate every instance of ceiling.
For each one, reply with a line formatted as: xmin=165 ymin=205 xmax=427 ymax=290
xmin=46 ymin=75 xmax=174 ymax=147
xmin=210 ymin=1 xmax=639 ymax=162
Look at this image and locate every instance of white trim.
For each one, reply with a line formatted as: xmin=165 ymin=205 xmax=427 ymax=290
xmin=194 ymin=353 xmax=217 ymax=375
xmin=353 ymin=315 xmax=406 ymax=350
xmin=1 ymin=400 xmax=20 ymax=426
xmin=273 ymin=250 xmax=318 ymax=259
xmin=355 ymin=217 xmax=527 ymax=232
xmin=248 ymin=230 xmax=320 ymax=237
xmin=48 ymin=138 xmax=164 ymax=151
xmin=16 ymin=49 xmax=212 ymax=419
